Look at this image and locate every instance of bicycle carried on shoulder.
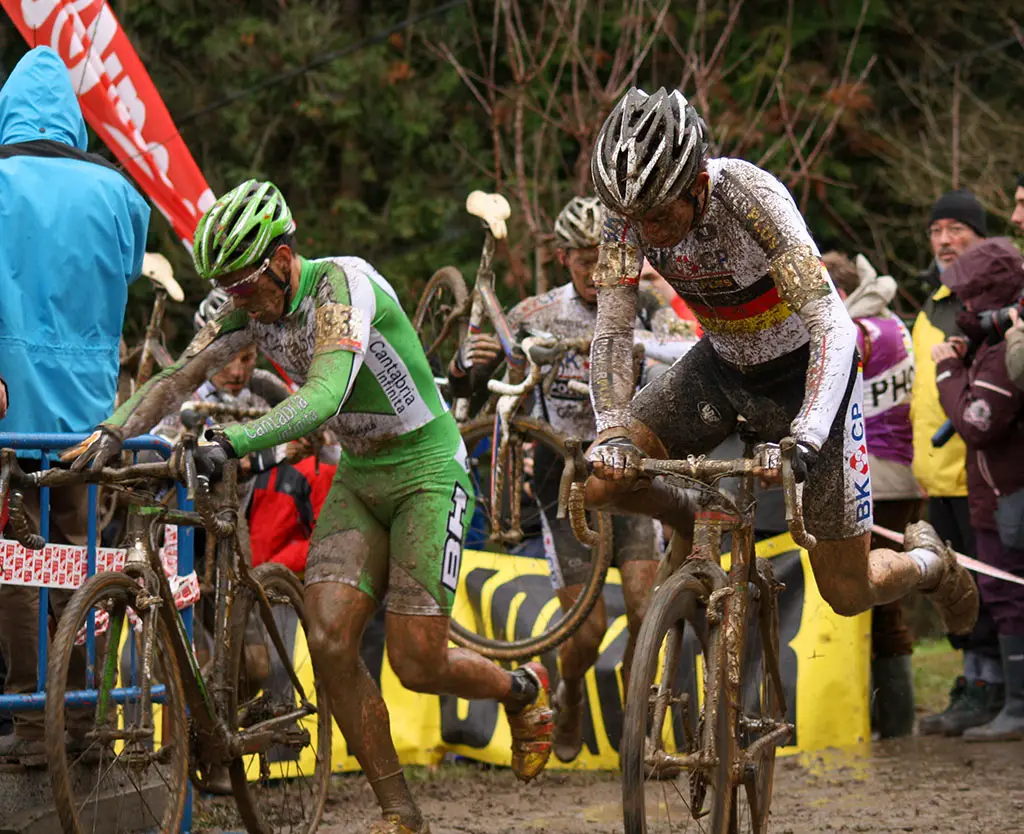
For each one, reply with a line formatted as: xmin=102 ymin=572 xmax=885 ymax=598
xmin=562 ymin=436 xmax=809 ymax=834
xmin=1 ymin=412 xmax=331 ymax=834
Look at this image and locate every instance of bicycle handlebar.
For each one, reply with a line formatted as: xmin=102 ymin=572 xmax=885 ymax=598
xmin=560 ymin=436 xmax=817 ymax=552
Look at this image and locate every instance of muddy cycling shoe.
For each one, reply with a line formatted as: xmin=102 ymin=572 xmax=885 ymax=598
xmin=0 ymin=734 xmax=46 ymax=768
xmin=906 ymin=520 xmax=979 ymax=636
xmin=505 ymin=662 xmax=553 ymax=783
xmin=552 ymin=679 xmax=585 ymax=763
xmin=368 ymin=815 xmax=430 ymax=834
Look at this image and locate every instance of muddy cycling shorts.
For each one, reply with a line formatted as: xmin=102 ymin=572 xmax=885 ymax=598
xmin=631 ymin=338 xmax=872 ymax=541
xmin=304 ymin=415 xmax=474 ymax=615
xmin=532 ymin=442 xmax=659 ymax=588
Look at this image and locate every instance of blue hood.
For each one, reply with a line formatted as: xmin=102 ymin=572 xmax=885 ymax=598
xmin=0 ymin=46 xmax=87 ymax=149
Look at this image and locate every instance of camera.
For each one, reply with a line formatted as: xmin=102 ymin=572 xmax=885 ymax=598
xmin=979 ymin=295 xmax=1024 ymax=342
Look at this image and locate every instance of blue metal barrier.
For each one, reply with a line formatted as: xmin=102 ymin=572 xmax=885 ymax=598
xmin=0 ymin=432 xmax=195 ymax=832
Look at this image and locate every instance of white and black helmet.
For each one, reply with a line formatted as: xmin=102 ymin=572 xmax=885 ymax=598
xmin=591 ymin=87 xmax=708 ymax=217
xmin=553 ymin=196 xmax=605 ymax=249
xmin=193 ymin=287 xmax=232 ymax=333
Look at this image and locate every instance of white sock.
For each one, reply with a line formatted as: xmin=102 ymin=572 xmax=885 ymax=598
xmin=908 ymin=547 xmax=943 ymax=587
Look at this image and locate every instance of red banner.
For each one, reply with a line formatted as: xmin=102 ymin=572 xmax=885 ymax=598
xmin=1 ymin=0 xmax=214 ymax=244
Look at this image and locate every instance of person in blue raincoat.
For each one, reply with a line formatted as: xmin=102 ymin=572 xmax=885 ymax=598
xmin=0 ymin=46 xmax=149 ymax=766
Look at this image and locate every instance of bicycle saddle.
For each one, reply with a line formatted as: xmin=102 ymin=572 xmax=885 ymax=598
xmin=466 ymin=191 xmax=511 ymax=240
xmin=142 ymin=252 xmax=185 ymax=302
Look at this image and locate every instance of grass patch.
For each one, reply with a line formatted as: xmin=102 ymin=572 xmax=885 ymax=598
xmin=913 ymin=638 xmax=962 ymax=714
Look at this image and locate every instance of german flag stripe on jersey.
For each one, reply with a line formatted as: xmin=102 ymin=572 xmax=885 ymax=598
xmin=690 ymin=299 xmax=794 ymax=335
xmin=676 ymin=272 xmax=775 ymax=310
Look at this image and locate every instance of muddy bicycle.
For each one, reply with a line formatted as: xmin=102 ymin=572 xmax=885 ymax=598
xmin=451 ymin=332 xmax=615 ymax=662
xmin=0 ymin=412 xmax=331 ymax=834
xmin=562 ymin=436 xmax=808 ymax=833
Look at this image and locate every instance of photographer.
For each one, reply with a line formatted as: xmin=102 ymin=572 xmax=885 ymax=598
xmin=934 ymin=237 xmax=1024 ymax=741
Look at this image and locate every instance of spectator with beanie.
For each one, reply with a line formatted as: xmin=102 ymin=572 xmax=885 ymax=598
xmin=825 ymin=251 xmax=920 ymax=738
xmin=910 ymin=189 xmax=1005 ymax=736
xmin=1002 ymin=174 xmax=1024 ymax=389
xmin=935 ymin=237 xmax=1024 ymax=741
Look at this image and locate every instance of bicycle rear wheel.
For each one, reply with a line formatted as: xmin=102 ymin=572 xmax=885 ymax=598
xmin=228 ymin=562 xmax=331 ymax=834
xmin=412 ymin=266 xmax=468 ymax=379
xmin=449 ymin=414 xmax=612 ymax=661
xmin=46 ymin=570 xmax=189 ymax=834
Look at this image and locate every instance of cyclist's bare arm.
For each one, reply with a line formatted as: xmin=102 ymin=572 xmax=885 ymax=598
xmin=590 ymin=216 xmax=643 ymax=440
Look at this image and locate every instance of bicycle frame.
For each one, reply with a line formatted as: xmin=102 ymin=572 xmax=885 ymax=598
xmin=563 ymin=439 xmax=809 ymax=778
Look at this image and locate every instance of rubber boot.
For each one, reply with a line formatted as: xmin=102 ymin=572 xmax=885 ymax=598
xmin=942 ymin=680 xmax=1003 ymax=736
xmin=918 ymin=676 xmax=966 ymax=735
xmin=964 ymin=635 xmax=1024 ymax=742
xmin=871 ymin=655 xmax=915 ymax=739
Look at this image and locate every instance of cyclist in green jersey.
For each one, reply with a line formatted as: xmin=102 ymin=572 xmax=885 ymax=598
xmin=64 ymin=180 xmax=553 ymax=834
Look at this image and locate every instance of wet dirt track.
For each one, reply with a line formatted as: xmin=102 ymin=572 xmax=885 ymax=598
xmin=317 ymin=737 xmax=1024 ymax=833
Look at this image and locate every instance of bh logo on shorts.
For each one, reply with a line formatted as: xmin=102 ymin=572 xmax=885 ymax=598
xmin=848 ymin=402 xmax=872 ymax=523
xmin=442 ymin=483 xmax=469 ymax=592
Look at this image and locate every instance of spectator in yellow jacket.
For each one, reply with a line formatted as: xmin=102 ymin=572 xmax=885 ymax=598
xmin=911 ymin=189 xmax=1005 ymax=736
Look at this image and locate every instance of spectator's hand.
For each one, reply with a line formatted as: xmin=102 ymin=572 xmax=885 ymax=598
xmin=932 ymin=341 xmax=965 ymax=363
xmin=285 ymin=435 xmax=317 ymax=462
xmin=450 ymin=333 xmax=502 ymax=377
xmin=587 ymin=435 xmax=643 ymax=483
xmin=0 ymin=380 xmax=7 ymax=420
xmin=1009 ymin=307 xmax=1022 ymax=330
xmin=62 ymin=426 xmax=124 ymax=471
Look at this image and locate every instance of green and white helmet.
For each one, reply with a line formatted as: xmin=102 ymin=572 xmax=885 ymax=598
xmin=554 ymin=196 xmax=605 ymax=249
xmin=192 ymin=180 xmax=296 ymax=281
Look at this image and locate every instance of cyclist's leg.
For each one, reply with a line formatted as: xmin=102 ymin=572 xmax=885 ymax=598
xmin=613 ymin=514 xmax=660 ymax=691
xmin=733 ymin=352 xmax=976 ymax=631
xmin=302 ymin=474 xmax=423 ymax=828
xmin=375 ymin=427 xmax=553 ymax=791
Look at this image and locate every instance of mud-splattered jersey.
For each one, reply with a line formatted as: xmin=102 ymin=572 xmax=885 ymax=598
xmin=506 ymin=282 xmax=693 ymax=439
xmin=592 ymin=157 xmax=857 ymax=449
xmin=108 ymin=256 xmax=450 ymax=458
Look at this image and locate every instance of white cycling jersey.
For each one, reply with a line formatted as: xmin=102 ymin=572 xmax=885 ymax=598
xmin=506 ymin=282 xmax=694 ymax=439
xmin=593 ymin=157 xmax=857 ymax=449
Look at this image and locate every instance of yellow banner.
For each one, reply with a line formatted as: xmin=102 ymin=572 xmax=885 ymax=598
xmin=307 ymin=531 xmax=871 ymax=772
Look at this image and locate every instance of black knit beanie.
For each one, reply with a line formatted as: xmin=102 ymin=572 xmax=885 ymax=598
xmin=929 ymin=189 xmax=987 ymax=237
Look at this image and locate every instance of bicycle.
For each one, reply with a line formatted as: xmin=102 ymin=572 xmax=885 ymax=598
xmin=0 ymin=412 xmax=331 ymax=833
xmin=562 ymin=435 xmax=809 ymax=833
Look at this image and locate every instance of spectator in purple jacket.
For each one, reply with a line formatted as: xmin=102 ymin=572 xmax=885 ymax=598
xmin=826 ymin=251 xmax=921 ymax=738
xmin=935 ymin=237 xmax=1024 ymax=741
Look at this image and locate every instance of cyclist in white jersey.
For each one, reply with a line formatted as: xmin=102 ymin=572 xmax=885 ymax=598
xmin=584 ymin=87 xmax=977 ymax=636
xmin=449 ymin=196 xmax=692 ymax=761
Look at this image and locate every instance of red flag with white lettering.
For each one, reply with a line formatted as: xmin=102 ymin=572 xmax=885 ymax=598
xmin=1 ymin=0 xmax=214 ymax=244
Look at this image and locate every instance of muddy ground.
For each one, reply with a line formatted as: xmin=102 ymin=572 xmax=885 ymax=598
xmin=308 ymin=736 xmax=1024 ymax=834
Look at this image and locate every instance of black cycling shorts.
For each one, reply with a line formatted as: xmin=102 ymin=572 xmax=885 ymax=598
xmin=631 ymin=338 xmax=873 ymax=541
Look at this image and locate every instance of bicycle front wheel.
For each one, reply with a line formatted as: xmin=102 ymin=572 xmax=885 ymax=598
xmin=412 ymin=266 xmax=468 ymax=377
xmin=228 ymin=562 xmax=331 ymax=834
xmin=449 ymin=414 xmax=612 ymax=661
xmin=46 ymin=570 xmax=189 ymax=834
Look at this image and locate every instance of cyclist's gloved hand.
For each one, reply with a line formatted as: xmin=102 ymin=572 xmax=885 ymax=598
xmin=451 ymin=333 xmax=502 ymax=377
xmin=587 ymin=434 xmax=643 ymax=482
xmin=791 ymin=440 xmax=819 ymax=484
xmin=63 ymin=425 xmax=124 ymax=472
xmin=195 ymin=430 xmax=236 ymax=482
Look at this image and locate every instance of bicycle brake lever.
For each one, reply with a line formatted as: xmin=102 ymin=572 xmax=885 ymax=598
xmin=779 ymin=437 xmax=817 ymax=551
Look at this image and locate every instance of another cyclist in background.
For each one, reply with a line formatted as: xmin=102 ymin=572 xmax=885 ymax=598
xmin=585 ymin=87 xmax=978 ymax=637
xmin=64 ymin=180 xmax=553 ymax=834
xmin=448 ymin=196 xmax=693 ymax=763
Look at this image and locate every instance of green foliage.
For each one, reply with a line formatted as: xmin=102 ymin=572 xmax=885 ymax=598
xmin=2 ymin=0 xmax=1023 ymax=348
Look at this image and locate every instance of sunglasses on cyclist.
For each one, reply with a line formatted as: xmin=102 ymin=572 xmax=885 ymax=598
xmin=215 ymin=258 xmax=271 ymax=298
